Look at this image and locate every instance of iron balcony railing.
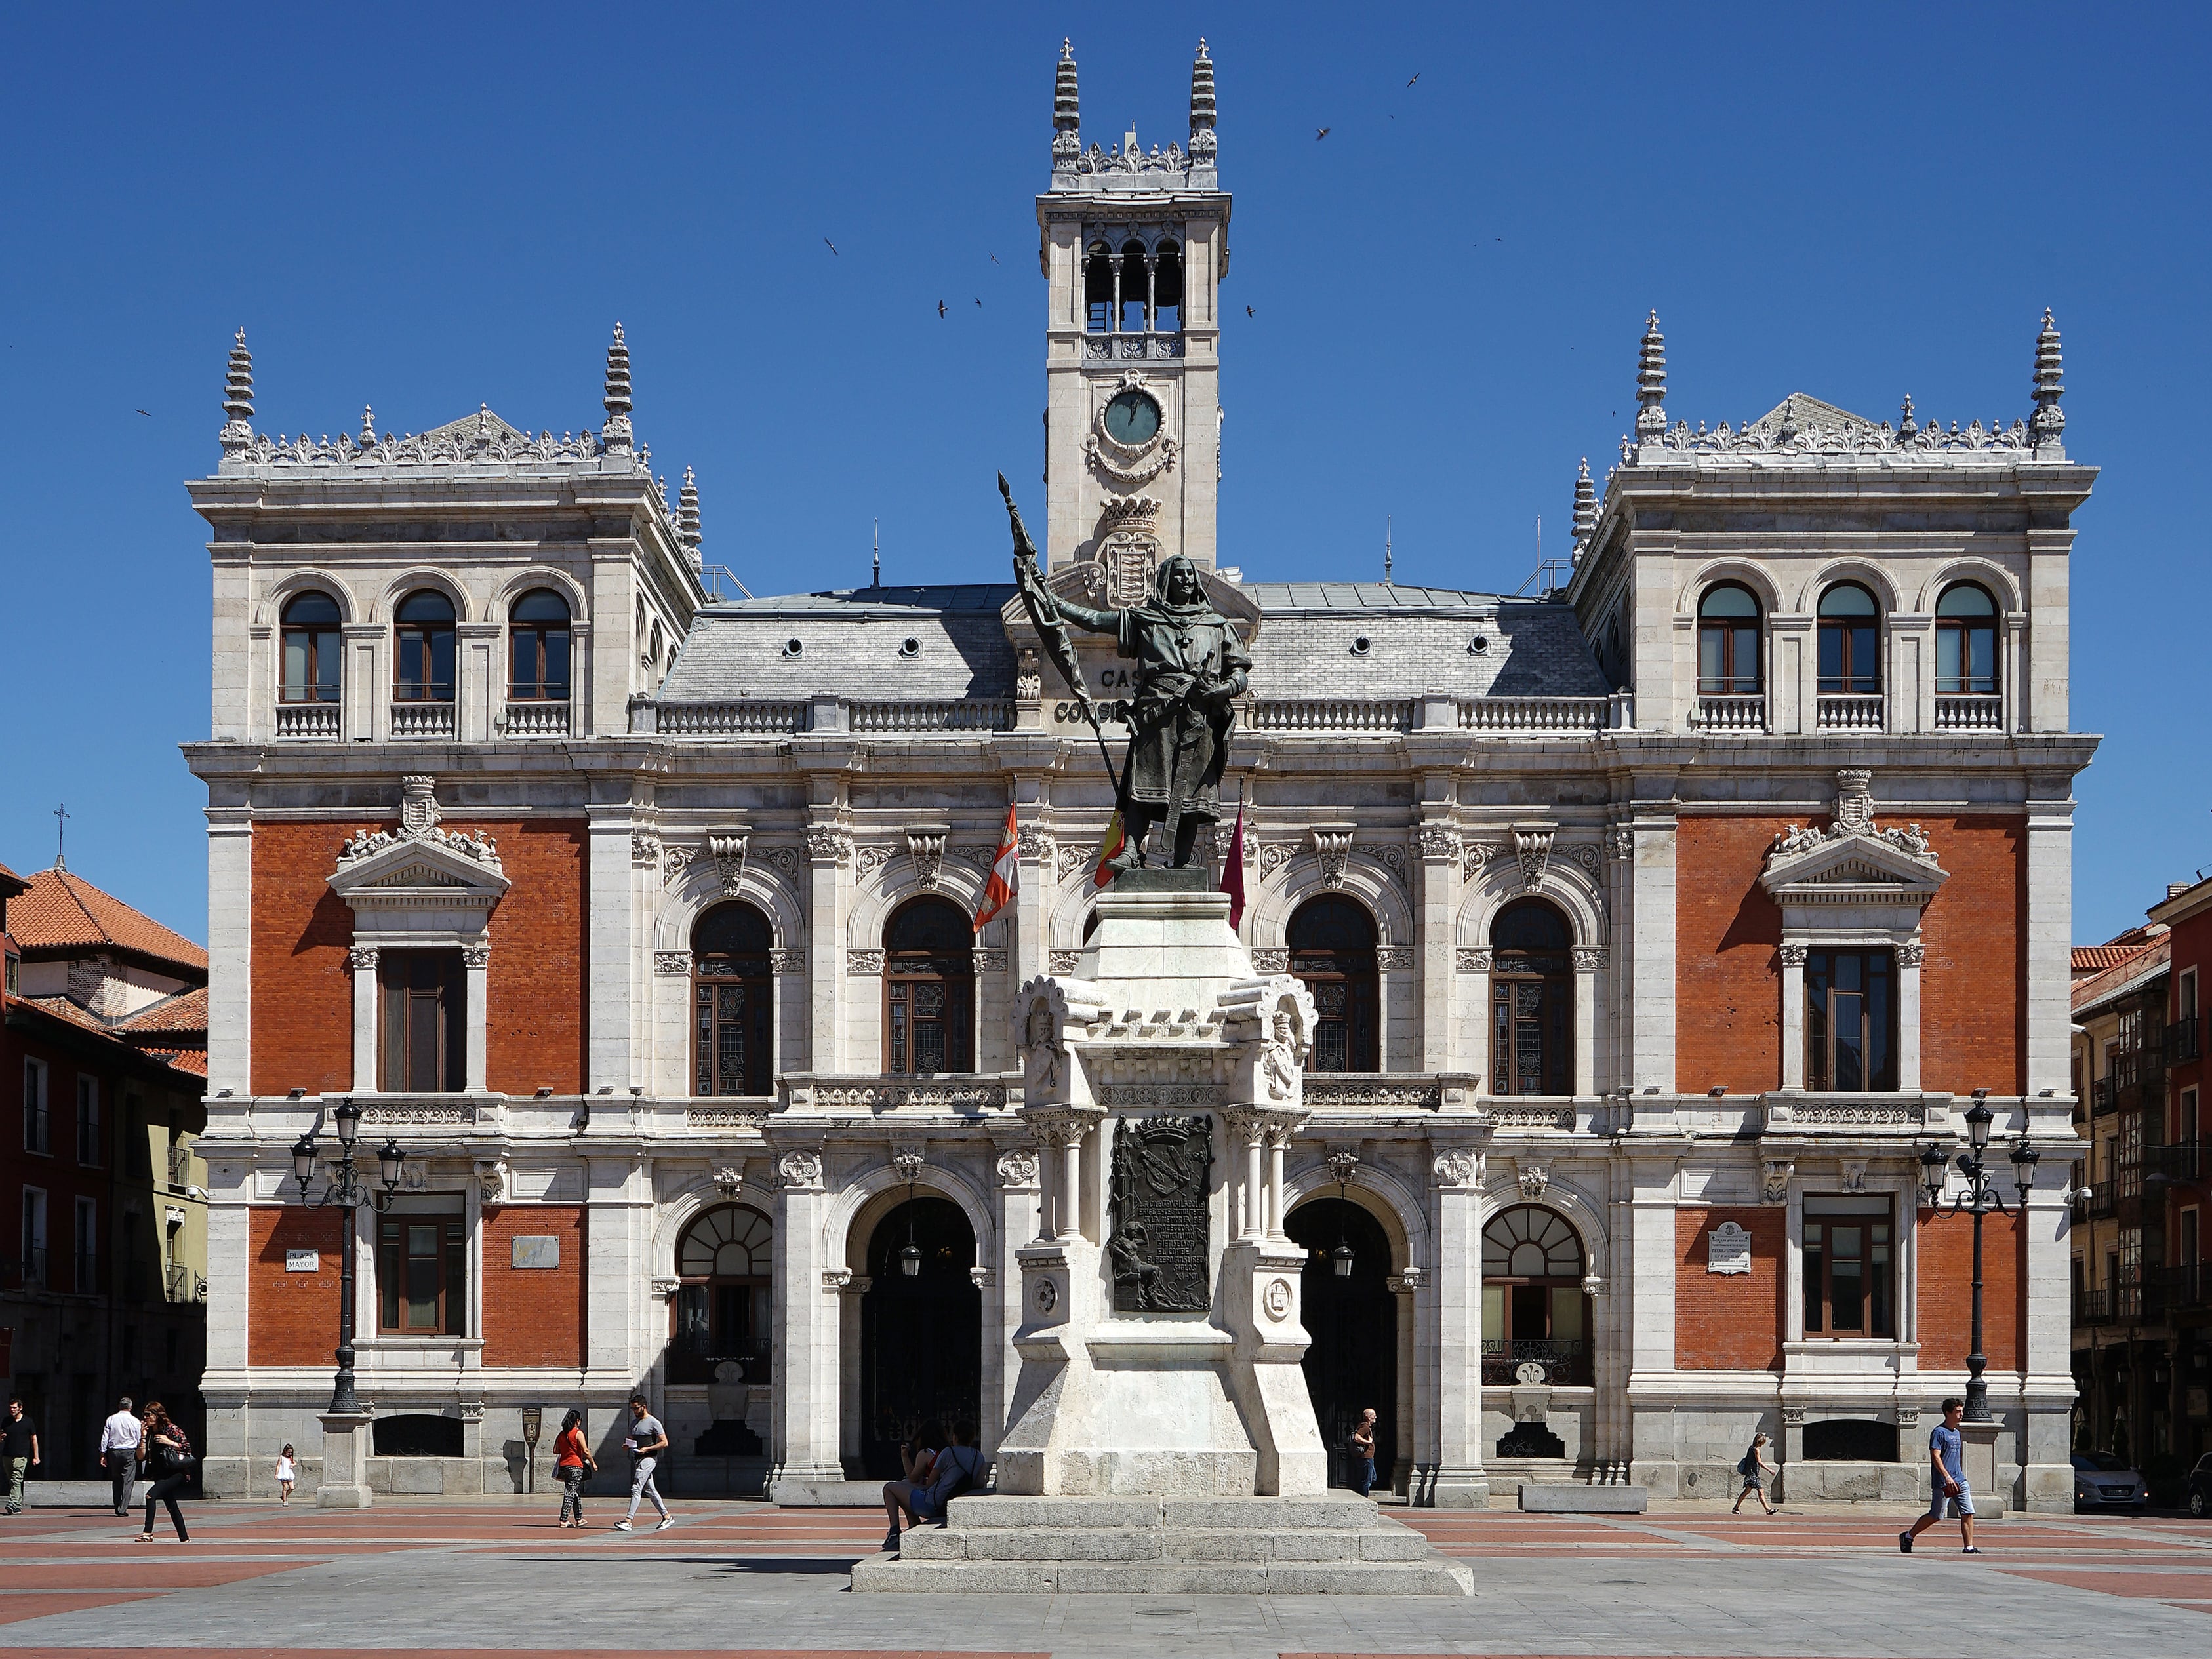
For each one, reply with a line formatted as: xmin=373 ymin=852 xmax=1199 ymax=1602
xmin=2146 ymin=1262 xmax=2208 ymax=1320
xmin=166 ymin=1262 xmax=189 ymax=1301
xmin=168 ymin=1144 xmax=192 ymax=1188
xmin=1479 ymin=1337 xmax=1594 ymax=1388
xmin=16 ymin=1248 xmax=45 ymax=1290
xmin=2167 ymin=1016 xmax=2204 ymax=1068
xmin=2083 ymin=1180 xmax=2116 ymax=1218
xmin=2144 ymin=1140 xmax=2206 ymax=1183
xmin=2074 ymin=1285 xmax=2112 ymax=1325
xmin=2091 ymin=1077 xmax=2117 ymax=1115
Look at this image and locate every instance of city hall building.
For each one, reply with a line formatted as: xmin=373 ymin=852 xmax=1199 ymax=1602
xmin=186 ymin=45 xmax=2095 ymax=1508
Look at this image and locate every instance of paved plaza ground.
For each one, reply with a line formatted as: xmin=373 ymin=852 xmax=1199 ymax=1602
xmin=0 ymin=1498 xmax=2202 ymax=1658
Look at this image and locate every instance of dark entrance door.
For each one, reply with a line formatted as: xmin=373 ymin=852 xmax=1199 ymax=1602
xmin=1286 ymin=1197 xmax=1396 ymax=1492
xmin=858 ymin=1196 xmax=980 ymax=1479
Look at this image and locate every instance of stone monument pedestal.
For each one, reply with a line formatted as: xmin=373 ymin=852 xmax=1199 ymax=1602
xmin=316 ymin=1411 xmax=374 ymax=1509
xmin=856 ymin=868 xmax=1472 ymax=1595
xmin=1960 ymin=1420 xmax=2009 ymax=1517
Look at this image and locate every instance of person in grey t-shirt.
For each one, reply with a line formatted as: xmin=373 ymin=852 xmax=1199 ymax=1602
xmin=613 ymin=1395 xmax=673 ymax=1532
xmin=1901 ymin=1397 xmax=1978 ymax=1555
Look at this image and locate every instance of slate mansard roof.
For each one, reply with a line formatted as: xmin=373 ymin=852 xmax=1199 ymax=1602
xmin=656 ymin=582 xmax=1609 ymax=706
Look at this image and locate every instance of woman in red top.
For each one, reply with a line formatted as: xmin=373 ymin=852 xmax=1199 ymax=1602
xmin=554 ymin=1409 xmax=596 ymax=1529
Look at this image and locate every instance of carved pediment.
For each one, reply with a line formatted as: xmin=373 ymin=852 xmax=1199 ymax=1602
xmin=1760 ymin=831 xmax=1946 ymax=907
xmin=329 ymin=835 xmax=512 ymax=908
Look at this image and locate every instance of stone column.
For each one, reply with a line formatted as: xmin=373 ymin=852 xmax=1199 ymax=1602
xmin=1389 ymin=1268 xmax=1423 ymax=1500
xmin=1626 ymin=801 xmax=1679 ymax=1094
xmin=989 ymin=1134 xmax=1043 ymax=1455
xmin=1897 ymin=940 xmax=1925 ymax=1091
xmin=803 ymin=824 xmax=851 ymax=1074
xmin=348 ymin=946 xmax=379 ymax=1091
xmin=1571 ymin=947 xmax=1603 ymax=1097
xmin=1779 ymin=942 xmax=1808 ymax=1090
xmin=205 ymin=804 xmax=254 ymax=1096
xmin=583 ymin=1155 xmax=652 ymax=1382
xmin=1428 ymin=1137 xmax=1491 ymax=1507
xmin=1417 ymin=821 xmax=1458 ymax=1075
xmin=462 ymin=940 xmax=491 ymax=1092
xmin=458 ymin=620 xmax=500 ymax=743
xmin=766 ymin=1145 xmax=844 ymax=1494
xmin=340 ymin=622 xmax=382 ymax=743
xmin=1460 ymin=950 xmax=1491 ymax=1092
xmin=2024 ymin=774 xmax=2076 ymax=1096
xmin=586 ymin=799 xmax=640 ymax=1092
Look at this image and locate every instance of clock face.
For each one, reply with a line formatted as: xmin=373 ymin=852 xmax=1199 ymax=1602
xmin=1103 ymin=390 xmax=1161 ymax=445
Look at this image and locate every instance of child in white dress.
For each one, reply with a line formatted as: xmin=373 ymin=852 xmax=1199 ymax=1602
xmin=275 ymin=1445 xmax=296 ymax=1506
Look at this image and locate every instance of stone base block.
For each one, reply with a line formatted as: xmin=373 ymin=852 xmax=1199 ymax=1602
xmin=851 ymin=1493 xmax=1473 ymax=1595
xmin=767 ymin=1477 xmax=887 ymax=1508
xmin=1518 ymin=1483 xmax=1648 ymax=1514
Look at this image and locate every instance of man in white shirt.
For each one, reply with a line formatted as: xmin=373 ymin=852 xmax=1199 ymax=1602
xmin=99 ymin=1397 xmax=142 ymax=1517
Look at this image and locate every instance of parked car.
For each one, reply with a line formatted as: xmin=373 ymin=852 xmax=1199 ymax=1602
xmin=2187 ymin=1455 xmax=2212 ymax=1519
xmin=2072 ymin=1451 xmax=2148 ymax=1509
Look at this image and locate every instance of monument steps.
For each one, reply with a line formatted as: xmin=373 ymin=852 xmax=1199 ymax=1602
xmin=851 ymin=1494 xmax=1474 ymax=1595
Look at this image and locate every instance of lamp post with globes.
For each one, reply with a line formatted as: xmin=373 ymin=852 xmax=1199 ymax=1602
xmin=1919 ymin=1089 xmax=2039 ymax=1424
xmin=291 ymin=1100 xmax=407 ymax=1415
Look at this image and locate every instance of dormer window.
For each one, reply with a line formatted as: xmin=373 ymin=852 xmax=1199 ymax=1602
xmin=281 ymin=591 xmax=342 ymax=704
xmin=393 ymin=590 xmax=456 ymax=702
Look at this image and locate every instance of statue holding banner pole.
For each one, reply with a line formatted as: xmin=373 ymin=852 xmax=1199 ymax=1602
xmin=999 ymin=475 xmax=1249 ymax=873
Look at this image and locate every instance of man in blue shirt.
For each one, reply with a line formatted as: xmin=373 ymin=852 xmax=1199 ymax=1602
xmin=1900 ymin=1396 xmax=1979 ymax=1554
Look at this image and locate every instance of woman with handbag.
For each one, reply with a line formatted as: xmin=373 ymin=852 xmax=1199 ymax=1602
xmin=136 ymin=1402 xmax=192 ymax=1543
xmin=553 ymin=1409 xmax=596 ymax=1528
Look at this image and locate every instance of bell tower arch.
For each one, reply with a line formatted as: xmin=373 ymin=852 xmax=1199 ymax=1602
xmin=1038 ymin=41 xmax=1229 ymax=582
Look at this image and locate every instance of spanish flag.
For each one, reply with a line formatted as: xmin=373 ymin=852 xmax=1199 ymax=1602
xmin=1092 ymin=810 xmax=1126 ymax=889
xmin=975 ymin=803 xmax=1019 ymax=930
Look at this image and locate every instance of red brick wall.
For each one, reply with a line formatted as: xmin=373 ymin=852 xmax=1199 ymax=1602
xmin=1916 ymin=1206 xmax=2024 ymax=1372
xmin=1675 ymin=1207 xmax=1784 ymax=1370
xmin=248 ymin=1206 xmax=346 ymax=1366
xmin=250 ymin=818 xmax=587 ymax=1098
xmin=1674 ymin=814 xmax=2026 ymax=1096
xmin=479 ymin=1205 xmax=586 ymax=1367
xmin=1676 ymin=818 xmax=1785 ymax=1095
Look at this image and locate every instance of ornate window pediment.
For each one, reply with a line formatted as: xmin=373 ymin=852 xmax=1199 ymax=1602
xmin=1760 ymin=769 xmax=1945 ymax=913
xmin=328 ymin=776 xmax=510 ymax=921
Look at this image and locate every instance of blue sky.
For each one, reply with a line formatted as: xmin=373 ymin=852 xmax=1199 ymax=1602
xmin=1 ymin=3 xmax=2205 ymax=946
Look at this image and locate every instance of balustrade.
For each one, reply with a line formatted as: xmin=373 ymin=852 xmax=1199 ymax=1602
xmin=502 ymin=700 xmax=570 ymax=737
xmin=1246 ymin=698 xmax=1413 ymax=733
xmin=1815 ymin=693 xmax=1886 ymax=731
xmin=1935 ymin=694 xmax=2004 ymax=732
xmin=275 ymin=702 xmax=341 ymax=738
xmin=847 ymin=699 xmax=1013 ymax=733
xmin=1692 ymin=694 xmax=1767 ymax=732
xmin=388 ymin=701 xmax=456 ymax=738
xmin=1458 ymin=696 xmax=1612 ymax=733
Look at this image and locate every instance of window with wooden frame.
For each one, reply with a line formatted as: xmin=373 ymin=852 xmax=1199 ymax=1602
xmin=671 ymin=1204 xmax=773 ymax=1384
xmin=883 ymin=897 xmax=973 ymax=1077
xmin=22 ymin=1058 xmax=47 ymax=1154
xmin=279 ymin=591 xmax=343 ymax=704
xmin=693 ymin=902 xmax=774 ymax=1098
xmin=1935 ymin=582 xmax=1998 ymax=694
xmin=508 ymin=588 xmax=572 ymax=701
xmin=1287 ymin=895 xmax=1379 ymax=1073
xmin=1816 ymin=582 xmax=1881 ymax=694
xmin=377 ymin=1203 xmax=466 ymax=1334
xmin=1479 ymin=1205 xmax=1591 ymax=1384
xmin=392 ymin=590 xmax=457 ymax=702
xmin=1696 ymin=582 xmax=1763 ymax=694
xmin=377 ymin=951 xmax=464 ymax=1093
xmin=75 ymin=1077 xmax=98 ymax=1167
xmin=1490 ymin=898 xmax=1573 ymax=1096
xmin=1805 ymin=948 xmax=1897 ymax=1091
xmin=1803 ymin=1195 xmax=1894 ymax=1338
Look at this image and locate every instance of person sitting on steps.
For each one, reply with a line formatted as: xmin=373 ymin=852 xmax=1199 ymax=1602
xmin=880 ymin=1418 xmax=988 ymax=1553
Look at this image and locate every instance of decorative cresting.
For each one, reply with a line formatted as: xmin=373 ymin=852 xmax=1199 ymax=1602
xmin=337 ymin=776 xmax=503 ymax=873
xmin=1760 ymin=769 xmax=1946 ymax=907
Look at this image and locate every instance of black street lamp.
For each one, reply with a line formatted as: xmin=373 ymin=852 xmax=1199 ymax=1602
xmin=292 ymin=1103 xmax=407 ymax=1415
xmin=1920 ymin=1089 xmax=2039 ymax=1424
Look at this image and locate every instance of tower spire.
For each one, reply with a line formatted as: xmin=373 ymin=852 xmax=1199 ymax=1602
xmin=1635 ymin=311 xmax=1668 ymax=440
xmin=1052 ymin=39 xmax=1081 ymax=174
xmin=2030 ymin=308 xmax=2065 ymax=456
xmin=678 ymin=466 xmax=702 ymax=561
xmin=1189 ymin=39 xmax=1217 ymax=172
xmin=220 ymin=328 xmax=254 ymax=456
xmin=601 ymin=323 xmax=634 ymax=457
xmin=1571 ymin=457 xmax=1597 ymax=555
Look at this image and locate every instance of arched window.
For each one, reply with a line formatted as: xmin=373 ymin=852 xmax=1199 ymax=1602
xmin=280 ymin=591 xmax=343 ymax=704
xmin=671 ymin=1204 xmax=773 ymax=1384
xmin=1696 ymin=582 xmax=1762 ymax=694
xmin=1152 ymin=240 xmax=1183 ymax=334
xmin=1288 ymin=896 xmax=1378 ymax=1073
xmin=1491 ymin=899 xmax=1571 ymax=1096
xmin=885 ymin=897 xmax=973 ymax=1076
xmin=1817 ymin=582 xmax=1881 ymax=695
xmin=1936 ymin=582 xmax=1998 ymax=695
xmin=508 ymin=589 xmax=571 ymax=702
xmin=1481 ymin=1205 xmax=1591 ymax=1386
xmin=1120 ymin=239 xmax=1149 ymax=333
xmin=1084 ymin=243 xmax=1113 ymax=333
xmin=693 ymin=902 xmax=774 ymax=1097
xmin=393 ymin=590 xmax=456 ymax=702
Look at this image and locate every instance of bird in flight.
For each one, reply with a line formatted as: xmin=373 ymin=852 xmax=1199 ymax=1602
xmin=974 ymin=297 xmax=982 ymax=308
xmin=1245 ymin=306 xmax=1255 ymax=317
xmin=937 ymin=301 xmax=947 ymax=318
xmin=1407 ymin=73 xmax=1420 ymax=86
xmin=1316 ymin=126 xmax=1331 ymax=140
xmin=989 ymin=252 xmax=1000 ymax=264
xmin=135 ymin=408 xmax=150 ymax=417
xmin=824 ymin=237 xmax=838 ymax=255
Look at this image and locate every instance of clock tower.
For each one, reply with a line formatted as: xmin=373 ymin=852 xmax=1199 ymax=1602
xmin=1037 ymin=41 xmax=1229 ymax=597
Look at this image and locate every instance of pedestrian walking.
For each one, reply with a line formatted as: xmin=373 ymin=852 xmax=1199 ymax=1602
xmin=611 ymin=1395 xmax=672 ymax=1532
xmin=274 ymin=1444 xmax=296 ymax=1506
xmin=1349 ymin=1409 xmax=1378 ymax=1498
xmin=1731 ymin=1431 xmax=1779 ymax=1514
xmin=553 ymin=1410 xmax=595 ymax=1527
xmin=135 ymin=1402 xmax=192 ymax=1544
xmin=100 ymin=1396 xmax=142 ymax=1516
xmin=1901 ymin=1397 xmax=1978 ymax=1555
xmin=1 ymin=1397 xmax=39 ymax=1515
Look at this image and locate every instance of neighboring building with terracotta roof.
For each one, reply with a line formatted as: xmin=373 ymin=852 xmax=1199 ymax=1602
xmin=1 ymin=860 xmax=209 ymax=1481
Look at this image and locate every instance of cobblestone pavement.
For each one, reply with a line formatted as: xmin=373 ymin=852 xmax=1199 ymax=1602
xmin=0 ymin=1500 xmax=2203 ymax=1658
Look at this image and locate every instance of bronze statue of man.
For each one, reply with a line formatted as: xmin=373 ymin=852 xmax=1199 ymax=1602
xmin=1052 ymin=556 xmax=1249 ymax=871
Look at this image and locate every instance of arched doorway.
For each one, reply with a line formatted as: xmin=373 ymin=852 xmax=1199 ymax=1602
xmin=1286 ymin=1196 xmax=1396 ymax=1491
xmin=670 ymin=1203 xmax=773 ymax=1386
xmin=1481 ymin=1205 xmax=1591 ymax=1387
xmin=1490 ymin=898 xmax=1572 ymax=1096
xmin=858 ymin=1195 xmax=980 ymax=1479
xmin=883 ymin=897 xmax=974 ymax=1076
xmin=1287 ymin=895 xmax=1379 ymax=1071
xmin=693 ymin=902 xmax=774 ymax=1096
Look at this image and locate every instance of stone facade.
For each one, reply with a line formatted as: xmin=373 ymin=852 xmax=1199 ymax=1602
xmin=183 ymin=45 xmax=2095 ymax=1509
